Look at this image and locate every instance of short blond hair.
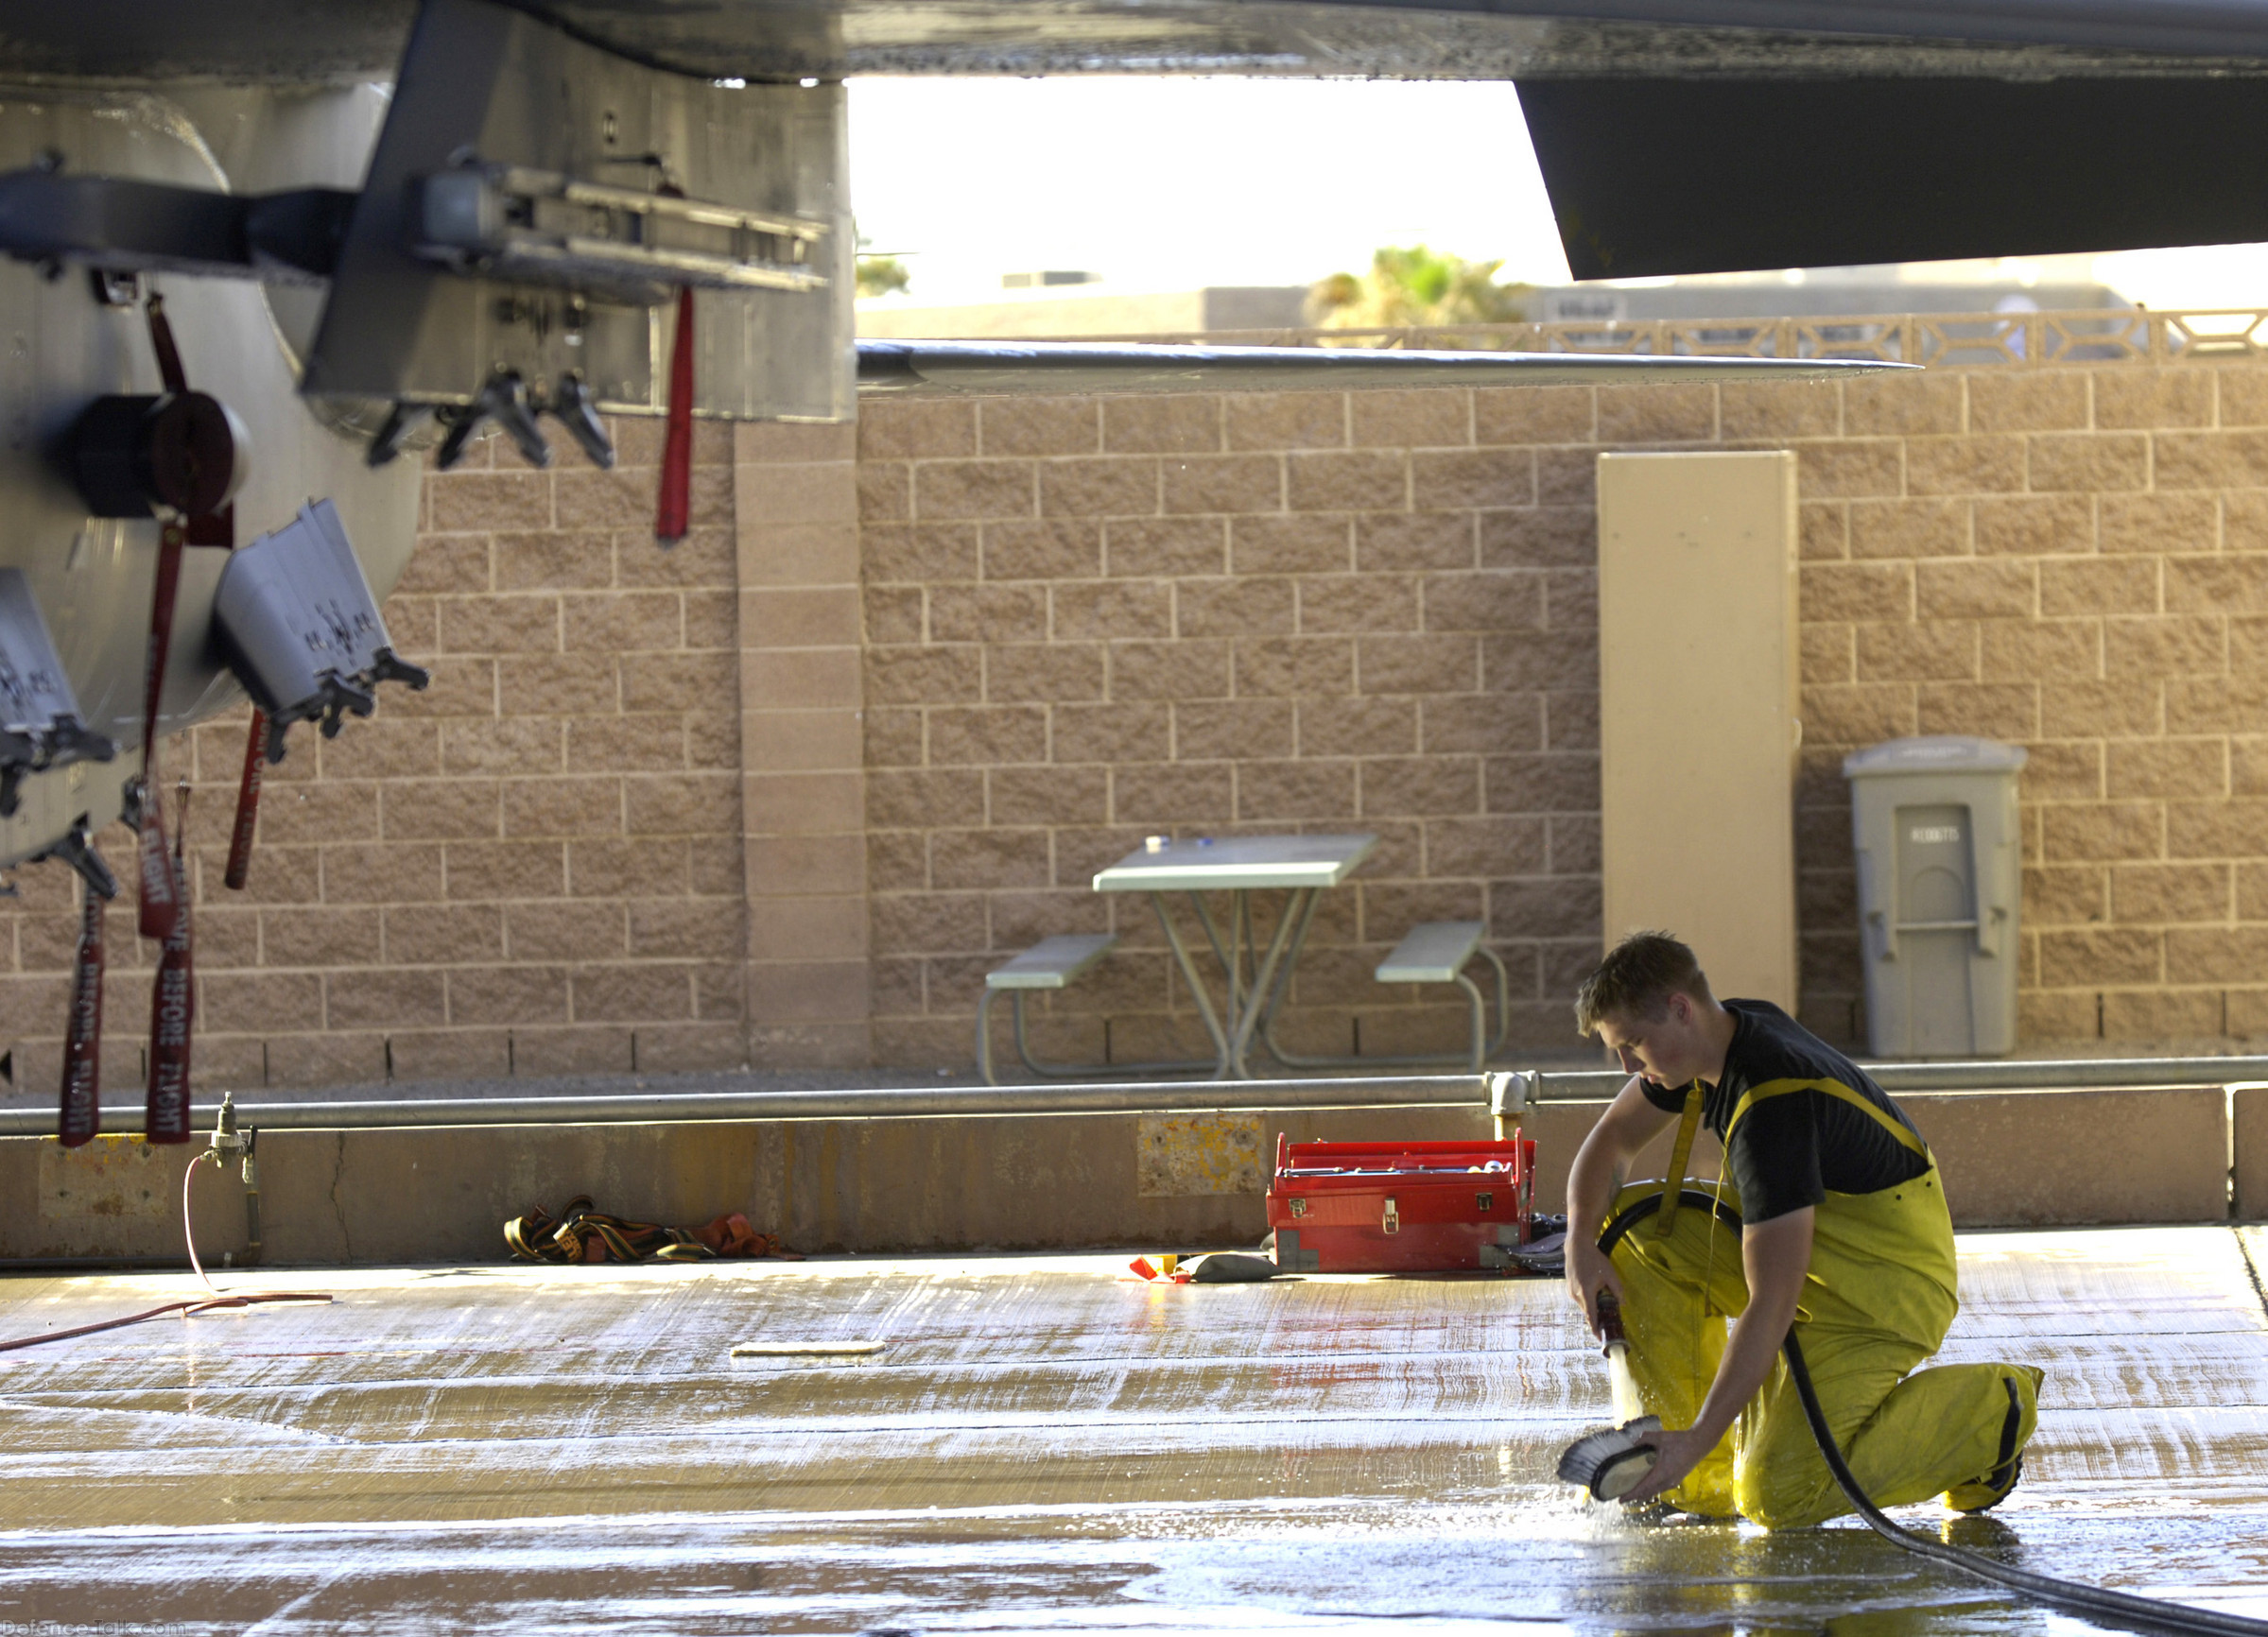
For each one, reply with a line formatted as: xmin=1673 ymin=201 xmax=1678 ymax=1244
xmin=1574 ymin=931 xmax=1713 ymax=1036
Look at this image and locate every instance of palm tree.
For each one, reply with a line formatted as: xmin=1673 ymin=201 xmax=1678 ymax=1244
xmin=856 ymin=254 xmax=910 ymax=298
xmin=1307 ymin=246 xmax=1531 ymax=336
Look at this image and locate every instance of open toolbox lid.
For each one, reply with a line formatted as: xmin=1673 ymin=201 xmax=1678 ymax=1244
xmin=1267 ymin=1132 xmax=1539 ymax=1271
xmin=1272 ymin=1134 xmax=1528 ymax=1185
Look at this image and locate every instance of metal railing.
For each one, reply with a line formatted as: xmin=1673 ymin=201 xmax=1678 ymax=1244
xmin=1023 ymin=309 xmax=2268 ymax=370
xmin=6 ymin=1053 xmax=2265 ymax=1134
xmin=1516 ymin=1054 xmax=2268 ymax=1105
xmin=0 ymin=1076 xmax=1487 ymax=1135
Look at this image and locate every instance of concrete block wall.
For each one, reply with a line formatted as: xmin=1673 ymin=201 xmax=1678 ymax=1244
xmin=736 ymin=421 xmax=873 ymax=1067
xmin=11 ymin=351 xmax=2268 ymax=1091
xmin=1795 ymin=368 xmax=2268 ymax=1048
xmin=857 ymin=390 xmax=1600 ymax=1067
xmin=860 ymin=367 xmax=2268 ymax=1062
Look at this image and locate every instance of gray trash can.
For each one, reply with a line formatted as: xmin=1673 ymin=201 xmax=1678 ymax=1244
xmin=1843 ymin=735 xmax=2028 ymax=1059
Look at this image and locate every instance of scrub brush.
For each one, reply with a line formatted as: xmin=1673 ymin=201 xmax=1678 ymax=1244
xmin=1557 ymin=1415 xmax=1664 ymax=1501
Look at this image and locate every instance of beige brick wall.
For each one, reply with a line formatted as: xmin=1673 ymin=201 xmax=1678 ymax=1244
xmin=1793 ymin=366 xmax=2268 ymax=1045
xmin=8 ymin=353 xmax=2268 ymax=1101
xmin=861 ymin=364 xmax=2268 ymax=1061
xmin=736 ymin=420 xmax=872 ymax=1066
xmin=859 ymin=389 xmax=1608 ymax=1068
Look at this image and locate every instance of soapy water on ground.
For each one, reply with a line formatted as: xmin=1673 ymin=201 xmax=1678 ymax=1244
xmin=8 ymin=1493 xmax=2262 ymax=1634
xmin=0 ymin=1231 xmax=2264 ymax=1633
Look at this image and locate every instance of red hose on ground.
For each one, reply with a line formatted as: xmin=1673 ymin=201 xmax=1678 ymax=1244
xmin=0 ymin=1292 xmax=320 ymax=1356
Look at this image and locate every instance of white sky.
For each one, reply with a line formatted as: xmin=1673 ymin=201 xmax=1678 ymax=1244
xmin=846 ymin=78 xmax=1569 ymax=301
xmin=846 ymin=76 xmax=2268 ymax=313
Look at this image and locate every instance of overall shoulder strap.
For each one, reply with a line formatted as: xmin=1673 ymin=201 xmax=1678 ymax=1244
xmin=1650 ymin=1079 xmax=1707 ymax=1240
xmin=1725 ymin=1077 xmax=1931 ymax=1162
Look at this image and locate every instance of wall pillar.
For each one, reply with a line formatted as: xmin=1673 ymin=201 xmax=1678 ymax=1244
xmin=735 ymin=422 xmax=872 ymax=1065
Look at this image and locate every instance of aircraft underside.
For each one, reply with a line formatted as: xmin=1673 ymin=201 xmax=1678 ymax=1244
xmin=0 ymin=0 xmax=2259 ymax=886
xmin=12 ymin=0 xmax=2268 ymax=82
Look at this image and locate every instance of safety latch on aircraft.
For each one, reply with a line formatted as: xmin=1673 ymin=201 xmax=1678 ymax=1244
xmin=0 ymin=569 xmax=115 ymax=818
xmin=410 ymin=160 xmax=830 ymax=306
xmin=28 ymin=817 xmax=116 ymax=899
xmin=210 ymin=500 xmax=430 ymax=764
xmin=367 ymin=366 xmax=620 ymax=473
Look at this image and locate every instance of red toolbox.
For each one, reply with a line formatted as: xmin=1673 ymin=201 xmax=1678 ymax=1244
xmin=1267 ymin=1133 xmax=1535 ymax=1273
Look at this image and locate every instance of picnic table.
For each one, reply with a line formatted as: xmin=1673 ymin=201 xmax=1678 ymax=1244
xmin=1093 ymin=833 xmax=1377 ymax=1079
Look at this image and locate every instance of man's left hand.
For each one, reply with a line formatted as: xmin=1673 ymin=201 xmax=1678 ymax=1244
xmin=1617 ymin=1426 xmax=1717 ymax=1506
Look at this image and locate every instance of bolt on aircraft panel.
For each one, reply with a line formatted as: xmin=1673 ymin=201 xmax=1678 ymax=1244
xmin=303 ymin=0 xmax=851 ymax=427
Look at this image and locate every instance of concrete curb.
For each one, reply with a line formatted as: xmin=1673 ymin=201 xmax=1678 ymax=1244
xmin=3 ymin=1085 xmax=2251 ymax=1265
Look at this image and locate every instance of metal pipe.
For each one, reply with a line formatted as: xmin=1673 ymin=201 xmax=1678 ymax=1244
xmin=6 ymin=1054 xmax=2263 ymax=1137
xmin=1872 ymin=1054 xmax=2268 ymax=1092
xmin=1525 ymin=1054 xmax=2268 ymax=1102
xmin=1 ymin=1075 xmax=1492 ymax=1135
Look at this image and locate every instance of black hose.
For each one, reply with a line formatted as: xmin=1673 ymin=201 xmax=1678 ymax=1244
xmin=1783 ymin=1332 xmax=2268 ymax=1637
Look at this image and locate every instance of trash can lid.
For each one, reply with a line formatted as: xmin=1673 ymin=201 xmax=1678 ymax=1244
xmin=1842 ymin=734 xmax=2029 ymax=778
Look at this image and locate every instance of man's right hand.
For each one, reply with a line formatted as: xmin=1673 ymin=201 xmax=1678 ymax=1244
xmin=1563 ymin=1074 xmax=1676 ymax=1342
xmin=1566 ymin=1237 xmax=1624 ymax=1339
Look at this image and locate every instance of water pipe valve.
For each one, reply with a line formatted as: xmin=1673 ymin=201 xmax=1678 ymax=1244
xmin=1487 ymin=1070 xmax=1535 ymax=1121
xmin=1488 ymin=1070 xmax=1537 ymax=1139
xmin=206 ymin=1088 xmax=251 ymax=1175
xmin=204 ymin=1091 xmax=263 ymax=1262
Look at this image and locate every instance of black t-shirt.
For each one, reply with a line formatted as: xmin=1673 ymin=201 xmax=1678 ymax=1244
xmin=1637 ymin=999 xmax=1930 ymax=1223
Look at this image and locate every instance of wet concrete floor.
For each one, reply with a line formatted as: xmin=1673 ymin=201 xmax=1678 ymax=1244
xmin=0 ymin=1227 xmax=2263 ymax=1633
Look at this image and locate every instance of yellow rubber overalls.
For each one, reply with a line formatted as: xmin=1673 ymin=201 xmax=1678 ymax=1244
xmin=1601 ymin=1077 xmax=2043 ymax=1529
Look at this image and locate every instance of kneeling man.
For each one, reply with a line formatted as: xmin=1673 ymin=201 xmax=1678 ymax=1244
xmin=1565 ymin=931 xmax=2042 ymax=1526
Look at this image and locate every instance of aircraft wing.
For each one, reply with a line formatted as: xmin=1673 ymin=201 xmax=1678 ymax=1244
xmin=554 ymin=0 xmax=2268 ymax=78
xmin=857 ymin=339 xmax=1911 ymax=395
xmin=7 ymin=0 xmax=2268 ymax=84
xmin=9 ymin=0 xmax=2266 ymax=280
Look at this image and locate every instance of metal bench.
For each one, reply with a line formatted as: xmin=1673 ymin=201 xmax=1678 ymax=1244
xmin=976 ymin=933 xmax=1221 ymax=1085
xmin=975 ymin=935 xmax=1111 ymax=1086
xmin=1371 ymin=921 xmax=1512 ymax=1072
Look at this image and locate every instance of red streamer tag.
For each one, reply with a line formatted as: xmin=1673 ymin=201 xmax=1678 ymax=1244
xmin=655 ymin=285 xmax=695 ymax=544
xmin=136 ymin=519 xmax=186 ymax=941
xmin=146 ymin=293 xmax=188 ymax=395
xmin=225 ymin=709 xmax=265 ymax=891
xmin=145 ymin=850 xmax=193 ymax=1145
xmin=134 ymin=801 xmax=173 ymax=939
xmin=58 ymin=885 xmax=104 ymax=1147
